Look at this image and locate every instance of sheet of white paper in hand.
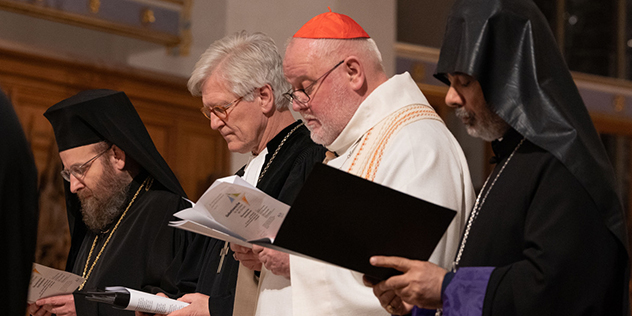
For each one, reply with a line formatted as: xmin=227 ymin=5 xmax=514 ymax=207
xmin=171 ymin=175 xmax=290 ymax=246
xmin=105 ymin=286 xmax=189 ymax=314
xmin=27 ymin=263 xmax=85 ymax=303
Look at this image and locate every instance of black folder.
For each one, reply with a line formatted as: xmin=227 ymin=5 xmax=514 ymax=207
xmin=258 ymin=163 xmax=456 ymax=281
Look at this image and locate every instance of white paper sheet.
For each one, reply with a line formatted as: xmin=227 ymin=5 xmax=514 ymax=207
xmin=27 ymin=263 xmax=84 ymax=303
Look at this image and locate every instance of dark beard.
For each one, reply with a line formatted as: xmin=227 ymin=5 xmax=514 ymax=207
xmin=78 ymin=157 xmax=131 ymax=233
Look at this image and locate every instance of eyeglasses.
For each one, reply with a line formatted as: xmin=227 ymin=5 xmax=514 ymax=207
xmin=60 ymin=144 xmax=112 ymax=182
xmin=283 ymin=60 xmax=344 ymax=105
xmin=200 ymin=95 xmax=245 ymax=120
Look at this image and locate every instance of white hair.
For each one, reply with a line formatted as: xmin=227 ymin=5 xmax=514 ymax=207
xmin=287 ymin=37 xmax=384 ymax=74
xmin=188 ymin=31 xmax=290 ymax=110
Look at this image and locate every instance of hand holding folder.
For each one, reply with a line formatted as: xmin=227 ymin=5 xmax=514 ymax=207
xmin=171 ymin=163 xmax=456 ymax=280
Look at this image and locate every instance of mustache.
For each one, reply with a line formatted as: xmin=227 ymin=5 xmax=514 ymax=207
xmin=77 ymin=189 xmax=94 ymax=201
xmin=455 ymin=107 xmax=471 ymax=120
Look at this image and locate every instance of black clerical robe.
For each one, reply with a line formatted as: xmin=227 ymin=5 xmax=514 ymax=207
xmin=167 ymin=120 xmax=326 ymax=316
xmin=71 ymin=174 xmax=190 ymax=316
xmin=453 ymin=129 xmax=627 ymax=315
xmin=0 ymin=90 xmax=39 ymax=316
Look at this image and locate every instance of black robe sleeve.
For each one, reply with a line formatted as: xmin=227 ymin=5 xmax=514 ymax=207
xmin=457 ymin=139 xmax=628 ymax=315
xmin=482 ymin=159 xmax=626 ymax=315
xmin=0 ymin=90 xmax=39 ymax=316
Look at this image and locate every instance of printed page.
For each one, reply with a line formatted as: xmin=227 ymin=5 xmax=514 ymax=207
xmin=172 ymin=175 xmax=289 ymax=243
xmin=105 ymin=287 xmax=189 ymax=314
xmin=27 ymin=263 xmax=85 ymax=303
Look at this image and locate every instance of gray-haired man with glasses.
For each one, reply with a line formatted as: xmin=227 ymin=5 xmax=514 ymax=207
xmin=136 ymin=31 xmax=325 ymax=316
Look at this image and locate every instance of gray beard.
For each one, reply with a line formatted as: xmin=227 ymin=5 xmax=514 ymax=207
xmin=78 ymin=158 xmax=131 ymax=233
xmin=455 ymin=107 xmax=510 ymax=142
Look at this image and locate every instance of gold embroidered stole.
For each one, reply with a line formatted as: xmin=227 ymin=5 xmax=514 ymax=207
xmin=345 ymin=104 xmax=444 ymax=180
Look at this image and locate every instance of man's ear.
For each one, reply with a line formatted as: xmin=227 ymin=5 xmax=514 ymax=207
xmin=258 ymin=84 xmax=275 ymax=116
xmin=344 ymin=57 xmax=366 ymax=92
xmin=110 ymin=145 xmax=126 ymax=171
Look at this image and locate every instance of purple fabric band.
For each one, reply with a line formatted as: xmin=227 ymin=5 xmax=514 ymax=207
xmin=442 ymin=267 xmax=494 ymax=316
xmin=411 ymin=307 xmax=437 ymax=315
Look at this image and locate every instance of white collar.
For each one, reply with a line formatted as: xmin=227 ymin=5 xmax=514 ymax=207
xmin=242 ymin=147 xmax=269 ymax=186
xmin=326 ymin=72 xmax=431 ymax=153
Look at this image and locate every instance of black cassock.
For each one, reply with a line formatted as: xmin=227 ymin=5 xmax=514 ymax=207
xmin=71 ymin=174 xmax=192 ymax=315
xmin=0 ymin=90 xmax=39 ymax=316
xmin=458 ymin=129 xmax=627 ymax=315
xmin=166 ymin=120 xmax=326 ymax=316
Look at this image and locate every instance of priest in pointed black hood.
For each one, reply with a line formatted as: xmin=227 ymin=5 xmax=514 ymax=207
xmin=27 ymin=90 xmax=214 ymax=316
xmin=368 ymin=0 xmax=629 ymax=315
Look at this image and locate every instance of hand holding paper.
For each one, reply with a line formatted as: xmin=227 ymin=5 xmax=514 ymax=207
xmin=28 ymin=263 xmax=84 ymax=304
xmin=161 ymin=293 xmax=211 ymax=316
xmin=29 ymin=294 xmax=76 ymax=316
xmin=231 ymin=243 xmax=262 ymax=271
xmin=253 ymin=245 xmax=290 ymax=278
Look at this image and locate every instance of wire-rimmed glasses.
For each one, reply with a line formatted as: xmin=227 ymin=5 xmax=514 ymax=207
xmin=283 ymin=60 xmax=344 ymax=105
xmin=60 ymin=144 xmax=112 ymax=182
xmin=200 ymin=95 xmax=245 ymax=120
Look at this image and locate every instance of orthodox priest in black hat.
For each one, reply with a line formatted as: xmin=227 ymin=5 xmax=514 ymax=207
xmin=368 ymin=0 xmax=629 ymax=315
xmin=27 ymin=89 xmax=218 ymax=316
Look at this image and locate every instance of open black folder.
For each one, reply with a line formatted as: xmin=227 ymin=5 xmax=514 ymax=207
xmin=258 ymin=163 xmax=456 ymax=281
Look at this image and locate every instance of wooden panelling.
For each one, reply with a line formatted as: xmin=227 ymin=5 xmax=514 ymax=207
xmin=0 ymin=45 xmax=230 ymax=269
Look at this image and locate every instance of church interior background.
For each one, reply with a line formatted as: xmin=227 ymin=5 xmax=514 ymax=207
xmin=0 ymin=0 xmax=630 ymax=307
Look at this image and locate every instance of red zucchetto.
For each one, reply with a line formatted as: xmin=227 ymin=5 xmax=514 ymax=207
xmin=293 ymin=7 xmax=370 ymax=39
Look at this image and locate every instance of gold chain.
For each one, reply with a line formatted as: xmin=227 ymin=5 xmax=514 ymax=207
xmin=78 ymin=176 xmax=153 ymax=290
xmin=257 ymin=122 xmax=304 ymax=183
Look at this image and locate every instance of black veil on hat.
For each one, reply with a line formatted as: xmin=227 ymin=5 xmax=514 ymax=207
xmin=45 ymin=89 xmax=187 ymax=271
xmin=44 ymin=89 xmax=187 ymax=198
xmin=434 ymin=0 xmax=628 ymax=252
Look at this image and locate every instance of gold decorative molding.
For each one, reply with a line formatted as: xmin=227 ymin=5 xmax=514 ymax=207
xmin=88 ymin=0 xmax=100 ymax=14
xmin=0 ymin=0 xmax=190 ymax=54
xmin=141 ymin=7 xmax=156 ymax=25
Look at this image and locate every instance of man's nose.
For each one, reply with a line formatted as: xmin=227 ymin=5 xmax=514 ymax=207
xmin=209 ymin=112 xmax=224 ymax=130
xmin=444 ymin=86 xmax=462 ymax=108
xmin=291 ymin=99 xmax=309 ymax=112
xmin=69 ymin=174 xmax=85 ymax=193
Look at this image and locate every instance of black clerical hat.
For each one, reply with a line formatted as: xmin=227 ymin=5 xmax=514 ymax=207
xmin=45 ymin=89 xmax=119 ymax=151
xmin=44 ymin=89 xmax=186 ymax=198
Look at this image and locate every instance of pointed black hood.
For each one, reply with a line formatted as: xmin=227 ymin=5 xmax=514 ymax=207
xmin=44 ymin=89 xmax=186 ymax=198
xmin=435 ymin=0 xmax=628 ymax=252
